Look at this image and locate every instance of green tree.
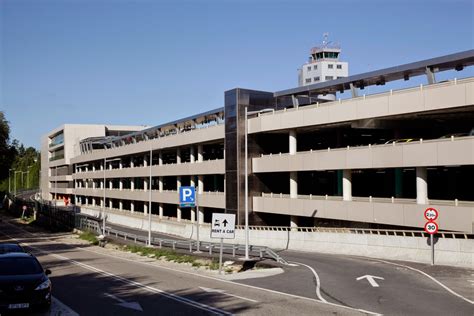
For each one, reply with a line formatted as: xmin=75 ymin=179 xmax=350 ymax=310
xmin=0 ymin=112 xmax=17 ymax=181
xmin=0 ymin=112 xmax=40 ymax=194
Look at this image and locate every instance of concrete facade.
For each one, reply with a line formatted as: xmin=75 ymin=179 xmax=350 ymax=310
xmin=41 ymin=51 xmax=474 ymax=233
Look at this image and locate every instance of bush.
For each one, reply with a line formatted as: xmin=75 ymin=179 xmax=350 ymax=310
xmin=79 ymin=231 xmax=99 ymax=245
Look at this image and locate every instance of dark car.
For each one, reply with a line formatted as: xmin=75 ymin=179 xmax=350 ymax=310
xmin=0 ymin=253 xmax=52 ymax=312
xmin=0 ymin=243 xmax=25 ymax=254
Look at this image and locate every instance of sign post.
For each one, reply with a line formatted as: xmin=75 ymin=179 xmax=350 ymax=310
xmin=210 ymin=213 xmax=236 ymax=274
xmin=179 ymin=186 xmax=201 ymax=252
xmin=424 ymin=208 xmax=439 ymax=266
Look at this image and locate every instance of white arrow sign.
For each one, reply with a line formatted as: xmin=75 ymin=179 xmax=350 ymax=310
xmin=104 ymin=293 xmax=143 ymax=311
xmin=199 ymin=287 xmax=258 ymax=303
xmin=356 ymin=275 xmax=385 ymax=287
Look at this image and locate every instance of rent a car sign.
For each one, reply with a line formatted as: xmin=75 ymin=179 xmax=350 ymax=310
xmin=210 ymin=213 xmax=236 ymax=239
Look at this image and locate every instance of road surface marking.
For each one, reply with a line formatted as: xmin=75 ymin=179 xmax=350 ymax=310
xmin=372 ymin=258 xmax=474 ymax=305
xmin=1 ymin=230 xmax=231 ymax=316
xmin=0 ymin=221 xmax=380 ymax=315
xmin=104 ymin=293 xmax=143 ymax=311
xmin=356 ymin=275 xmax=384 ymax=287
xmin=51 ymin=296 xmax=79 ymax=316
xmin=289 ymin=261 xmax=327 ymax=303
xmin=199 ymin=286 xmax=258 ymax=303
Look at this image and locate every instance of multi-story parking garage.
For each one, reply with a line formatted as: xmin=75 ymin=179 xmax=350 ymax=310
xmin=41 ymin=50 xmax=474 ymax=233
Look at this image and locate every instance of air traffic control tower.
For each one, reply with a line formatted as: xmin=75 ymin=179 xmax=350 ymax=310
xmin=298 ymin=34 xmax=349 ymax=87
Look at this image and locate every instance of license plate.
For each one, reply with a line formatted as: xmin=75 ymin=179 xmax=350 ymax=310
xmin=8 ymin=303 xmax=29 ymax=309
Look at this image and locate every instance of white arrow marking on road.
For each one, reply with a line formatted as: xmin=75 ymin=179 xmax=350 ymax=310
xmin=104 ymin=293 xmax=143 ymax=311
xmin=199 ymin=287 xmax=258 ymax=303
xmin=356 ymin=275 xmax=385 ymax=287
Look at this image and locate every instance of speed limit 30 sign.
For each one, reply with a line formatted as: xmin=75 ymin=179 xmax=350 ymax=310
xmin=424 ymin=221 xmax=439 ymax=234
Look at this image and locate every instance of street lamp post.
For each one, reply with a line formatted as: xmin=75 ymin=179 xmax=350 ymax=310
xmin=103 ymin=157 xmax=121 ymax=236
xmin=244 ymin=107 xmax=274 ymax=260
xmin=26 ymin=165 xmax=33 ymax=190
xmin=244 ymin=106 xmax=249 ymax=260
xmin=148 ymin=145 xmax=153 ymax=246
xmin=14 ymin=171 xmax=21 ymax=196
xmin=8 ymin=169 xmax=13 ymax=195
xmin=103 ymin=158 xmax=106 ymax=235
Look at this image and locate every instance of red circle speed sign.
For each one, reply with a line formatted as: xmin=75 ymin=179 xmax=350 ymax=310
xmin=424 ymin=221 xmax=438 ymax=234
xmin=424 ymin=208 xmax=438 ymax=221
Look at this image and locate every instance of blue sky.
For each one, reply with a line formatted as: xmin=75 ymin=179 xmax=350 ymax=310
xmin=1 ymin=0 xmax=473 ymax=148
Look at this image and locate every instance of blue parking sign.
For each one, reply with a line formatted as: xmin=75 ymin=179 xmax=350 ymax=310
xmin=179 ymin=186 xmax=195 ymax=207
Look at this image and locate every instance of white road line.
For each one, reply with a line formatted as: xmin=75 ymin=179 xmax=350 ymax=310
xmin=289 ymin=261 xmax=327 ymax=303
xmin=372 ymin=258 xmax=474 ymax=305
xmin=51 ymin=296 xmax=80 ymax=316
xmin=1 ymin=221 xmax=379 ymax=315
xmin=2 ymin=232 xmax=231 ymax=316
xmin=199 ymin=286 xmax=259 ymax=303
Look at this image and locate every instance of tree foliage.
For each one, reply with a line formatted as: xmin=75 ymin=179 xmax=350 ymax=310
xmin=0 ymin=111 xmax=40 ymax=193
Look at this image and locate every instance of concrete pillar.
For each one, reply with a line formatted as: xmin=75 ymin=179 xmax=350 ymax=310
xmin=191 ymin=209 xmax=195 ymax=223
xmin=92 ymin=165 xmax=96 ymax=172
xmin=130 ymin=201 xmax=134 ymax=213
xmin=159 ymin=152 xmax=163 ymax=165
xmin=144 ymin=204 xmax=148 ymax=215
xmin=119 ymin=179 xmax=123 ymax=190
xmin=177 ymin=148 xmax=181 ymax=164
xmin=198 ymin=175 xmax=204 ymax=193
xmin=289 ymin=129 xmax=297 ymax=155
xmin=289 ymin=130 xmax=298 ymax=208
xmin=109 ymin=163 xmax=112 ymax=170
xmin=197 ymin=144 xmax=203 ymax=162
xmin=109 ymin=180 xmax=112 ymax=190
xmin=130 ymin=159 xmax=134 ymax=168
xmin=290 ymin=216 xmax=298 ymax=230
xmin=144 ymin=179 xmax=148 ymax=192
xmin=159 ymin=203 xmax=163 ymax=219
xmin=86 ymin=181 xmax=89 ymax=189
xmin=198 ymin=209 xmax=204 ymax=224
xmin=92 ymin=198 xmax=96 ymax=206
xmin=131 ymin=179 xmax=134 ymax=191
xmin=290 ymin=172 xmax=298 ymax=198
xmin=119 ymin=200 xmax=123 ymax=211
xmin=100 ymin=199 xmax=104 ymax=208
xmin=342 ymin=169 xmax=352 ymax=201
xmin=416 ymin=167 xmax=428 ymax=204
xmin=190 ymin=146 xmax=195 ymax=163
xmin=109 ymin=200 xmax=112 ymax=209
xmin=159 ymin=177 xmax=163 ymax=192
xmin=119 ymin=161 xmax=123 ymax=169
xmin=177 ymin=206 xmax=181 ymax=222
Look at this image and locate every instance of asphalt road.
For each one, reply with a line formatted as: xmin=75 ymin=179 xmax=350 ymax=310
xmin=92 ymin=221 xmax=474 ymax=315
xmin=0 ymin=219 xmax=367 ymax=315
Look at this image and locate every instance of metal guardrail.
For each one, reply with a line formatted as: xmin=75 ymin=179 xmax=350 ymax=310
xmin=234 ymin=224 xmax=472 ymax=239
xmin=74 ymin=221 xmax=288 ymax=264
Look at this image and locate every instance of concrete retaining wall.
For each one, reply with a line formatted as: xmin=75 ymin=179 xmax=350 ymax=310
xmin=80 ymin=208 xmax=473 ymax=268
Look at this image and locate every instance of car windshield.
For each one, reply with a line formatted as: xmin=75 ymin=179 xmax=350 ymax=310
xmin=0 ymin=245 xmax=23 ymax=253
xmin=0 ymin=257 xmax=43 ymax=275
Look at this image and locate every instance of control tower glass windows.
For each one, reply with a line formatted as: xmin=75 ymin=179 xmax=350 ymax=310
xmin=323 ymin=52 xmax=339 ymax=59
